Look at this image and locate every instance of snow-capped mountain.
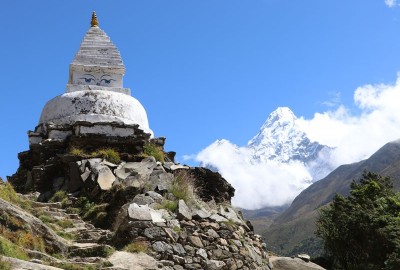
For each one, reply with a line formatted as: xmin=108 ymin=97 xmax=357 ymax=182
xmin=247 ymin=107 xmax=334 ymax=181
xmin=196 ymin=106 xmax=337 ymax=209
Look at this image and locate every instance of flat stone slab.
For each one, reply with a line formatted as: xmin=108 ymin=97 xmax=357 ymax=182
xmin=108 ymin=251 xmax=158 ymax=270
xmin=270 ymin=256 xmax=326 ymax=270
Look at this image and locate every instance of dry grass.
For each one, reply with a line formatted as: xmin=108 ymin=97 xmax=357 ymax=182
xmin=170 ymin=171 xmax=198 ymax=205
xmin=123 ymin=241 xmax=149 ymax=253
xmin=143 ymin=143 xmax=165 ymax=162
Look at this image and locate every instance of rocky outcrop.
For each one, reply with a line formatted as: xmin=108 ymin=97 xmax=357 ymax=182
xmin=0 ymin=197 xmax=68 ymax=254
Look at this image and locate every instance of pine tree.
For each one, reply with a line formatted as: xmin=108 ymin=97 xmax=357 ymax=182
xmin=316 ymin=171 xmax=400 ymax=270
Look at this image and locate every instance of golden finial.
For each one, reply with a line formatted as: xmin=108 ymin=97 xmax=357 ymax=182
xmin=91 ymin=11 xmax=99 ymax=27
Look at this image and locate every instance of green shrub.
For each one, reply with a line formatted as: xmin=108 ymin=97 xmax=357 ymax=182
xmin=0 ymin=236 xmax=28 ymax=260
xmin=91 ymin=148 xmax=120 ymax=164
xmin=143 ymin=143 xmax=165 ymax=162
xmin=123 ymin=241 xmax=149 ymax=253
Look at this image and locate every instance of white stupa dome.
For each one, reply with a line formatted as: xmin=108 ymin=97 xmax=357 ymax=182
xmin=38 ymin=12 xmax=152 ymax=136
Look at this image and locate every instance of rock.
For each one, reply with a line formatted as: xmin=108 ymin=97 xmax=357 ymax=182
xmin=80 ymin=167 xmax=91 ymax=182
xmin=92 ymin=164 xmax=116 ymax=190
xmin=270 ymin=256 xmax=326 ymax=270
xmin=196 ymin=248 xmax=208 ymax=260
xmin=192 ymin=207 xmax=211 ymax=220
xmin=52 ymin=177 xmax=65 ymax=191
xmin=188 ymin=236 xmax=203 ymax=248
xmin=164 ymin=227 xmax=179 ymax=242
xmin=152 ymin=241 xmax=173 ymax=254
xmin=190 ymin=167 xmax=235 ymax=203
xmin=2 ymin=256 xmax=64 ymax=270
xmin=88 ymin=158 xmax=103 ymax=168
xmin=219 ymin=206 xmax=243 ymax=224
xmin=128 ymin=203 xmax=152 ymax=221
xmin=145 ymin=191 xmax=164 ymax=203
xmin=177 ymin=200 xmax=192 ymax=220
xmin=209 ymin=214 xmax=228 ymax=223
xmin=67 ymin=162 xmax=82 ymax=192
xmin=206 ymin=260 xmax=226 ymax=270
xmin=108 ymin=251 xmax=158 ymax=270
xmin=298 ymin=254 xmax=311 ymax=263
xmin=149 ymin=171 xmax=174 ymax=193
xmin=150 ymin=209 xmax=166 ymax=223
xmin=101 ymin=160 xmax=118 ymax=168
xmin=144 ymin=227 xmax=166 ymax=240
xmin=132 ymin=194 xmax=155 ymax=205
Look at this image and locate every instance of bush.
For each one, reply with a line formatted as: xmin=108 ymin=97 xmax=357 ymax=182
xmin=143 ymin=143 xmax=165 ymax=162
xmin=316 ymin=171 xmax=400 ymax=269
xmin=123 ymin=241 xmax=149 ymax=253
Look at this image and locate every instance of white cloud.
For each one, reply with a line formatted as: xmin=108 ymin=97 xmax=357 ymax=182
xmin=385 ymin=0 xmax=397 ymax=7
xmin=196 ymin=140 xmax=312 ymax=209
xmin=195 ymin=74 xmax=400 ymax=210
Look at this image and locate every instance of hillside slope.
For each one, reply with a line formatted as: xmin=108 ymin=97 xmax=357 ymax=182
xmin=263 ymin=139 xmax=400 ymax=256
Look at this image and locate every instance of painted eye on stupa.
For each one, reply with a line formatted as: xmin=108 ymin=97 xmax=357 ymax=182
xmin=100 ymin=78 xmax=115 ymax=85
xmin=84 ymin=78 xmax=94 ymax=83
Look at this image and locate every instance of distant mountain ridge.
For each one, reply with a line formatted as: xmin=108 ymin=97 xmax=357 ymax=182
xmin=264 ymin=139 xmax=400 ymax=257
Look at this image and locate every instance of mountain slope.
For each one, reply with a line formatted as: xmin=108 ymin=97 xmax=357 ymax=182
xmin=264 ymin=139 xmax=400 ymax=256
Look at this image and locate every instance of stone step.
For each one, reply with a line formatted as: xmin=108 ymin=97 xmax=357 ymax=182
xmin=31 ymin=201 xmax=62 ymax=208
xmin=69 ymin=243 xmax=114 ymax=258
xmin=76 ymin=229 xmax=113 ymax=243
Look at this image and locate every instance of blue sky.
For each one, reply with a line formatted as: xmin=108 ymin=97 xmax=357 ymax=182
xmin=1 ymin=0 xmax=400 ymax=179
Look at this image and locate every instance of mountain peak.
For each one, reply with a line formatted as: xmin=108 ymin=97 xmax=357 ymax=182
xmin=263 ymin=107 xmax=297 ymax=129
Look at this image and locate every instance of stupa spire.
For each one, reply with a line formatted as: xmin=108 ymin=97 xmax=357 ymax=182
xmin=91 ymin=11 xmax=99 ymax=27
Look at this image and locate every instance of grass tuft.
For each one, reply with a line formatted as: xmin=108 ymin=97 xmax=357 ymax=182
xmin=123 ymin=241 xmax=149 ymax=253
xmin=0 ymin=236 xmax=28 ymax=260
xmin=143 ymin=143 xmax=165 ymax=162
xmin=91 ymin=148 xmax=121 ymax=164
xmin=170 ymin=171 xmax=197 ymax=204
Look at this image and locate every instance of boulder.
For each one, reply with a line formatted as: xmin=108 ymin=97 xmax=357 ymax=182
xmin=270 ymin=256 xmax=326 ymax=270
xmin=92 ymin=164 xmax=116 ymax=190
xmin=128 ymin=203 xmax=152 ymax=221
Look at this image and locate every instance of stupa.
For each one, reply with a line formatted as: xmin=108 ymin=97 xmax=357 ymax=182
xmin=29 ymin=12 xmax=152 ymax=145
